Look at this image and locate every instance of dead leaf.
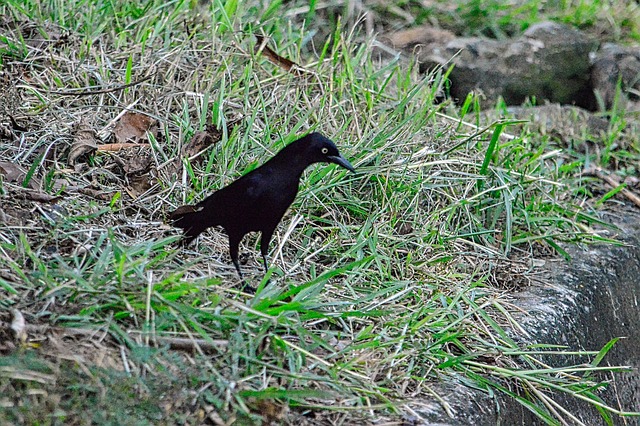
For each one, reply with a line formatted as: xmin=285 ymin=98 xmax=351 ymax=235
xmin=120 ymin=148 xmax=153 ymax=176
xmin=127 ymin=174 xmax=153 ymax=198
xmin=0 ymin=161 xmax=27 ymax=182
xmin=182 ymin=124 xmax=222 ymax=159
xmin=68 ymin=119 xmax=98 ymax=165
xmin=249 ymin=398 xmax=287 ymax=424
xmin=164 ymin=119 xmax=240 ymax=178
xmin=255 ymin=35 xmax=305 ymax=75
xmin=76 ymin=187 xmax=113 ymax=201
xmin=17 ymin=189 xmax=61 ymax=203
xmin=113 ymin=112 xmax=159 ymax=144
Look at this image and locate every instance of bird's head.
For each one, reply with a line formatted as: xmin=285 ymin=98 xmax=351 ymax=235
xmin=301 ymin=132 xmax=356 ymax=173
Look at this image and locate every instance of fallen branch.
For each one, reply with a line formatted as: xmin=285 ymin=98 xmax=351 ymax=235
xmin=97 ymin=142 xmax=150 ymax=152
xmin=586 ymin=167 xmax=640 ymax=208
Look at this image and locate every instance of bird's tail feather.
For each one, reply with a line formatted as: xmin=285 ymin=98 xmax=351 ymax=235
xmin=169 ymin=206 xmax=211 ymax=246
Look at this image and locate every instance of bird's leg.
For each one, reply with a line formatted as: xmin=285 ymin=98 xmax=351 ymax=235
xmin=229 ymin=235 xmax=242 ymax=279
xmin=232 ymin=257 xmax=243 ymax=280
xmin=260 ymin=230 xmax=274 ymax=273
xmin=229 ymin=234 xmax=254 ymax=293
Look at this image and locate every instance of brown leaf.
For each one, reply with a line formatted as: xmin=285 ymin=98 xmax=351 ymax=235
xmin=127 ymin=174 xmax=153 ymax=198
xmin=255 ymin=35 xmax=305 ymax=75
xmin=18 ymin=189 xmax=61 ymax=203
xmin=113 ymin=112 xmax=159 ymax=144
xmin=68 ymin=119 xmax=98 ymax=165
xmin=0 ymin=161 xmax=26 ymax=182
xmin=120 ymin=148 xmax=153 ymax=176
xmin=76 ymin=187 xmax=113 ymax=201
xmin=182 ymin=124 xmax=222 ymax=159
xmin=163 ymin=119 xmax=239 ymax=179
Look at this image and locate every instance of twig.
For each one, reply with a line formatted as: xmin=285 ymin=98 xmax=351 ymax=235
xmin=97 ymin=142 xmax=150 ymax=152
xmin=254 ymin=34 xmax=310 ymax=76
xmin=586 ymin=167 xmax=640 ymax=208
xmin=47 ymin=74 xmax=154 ymax=96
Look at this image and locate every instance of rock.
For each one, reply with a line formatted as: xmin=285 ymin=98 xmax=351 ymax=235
xmin=384 ymin=21 xmax=598 ymax=109
xmin=591 ymin=42 xmax=640 ymax=110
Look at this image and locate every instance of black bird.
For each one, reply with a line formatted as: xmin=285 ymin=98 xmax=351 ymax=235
xmin=170 ymin=132 xmax=355 ymax=279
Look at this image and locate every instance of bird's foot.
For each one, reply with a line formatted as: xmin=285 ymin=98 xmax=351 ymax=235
xmin=239 ymin=280 xmax=256 ymax=295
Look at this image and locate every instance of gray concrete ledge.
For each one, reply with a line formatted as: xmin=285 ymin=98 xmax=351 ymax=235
xmin=412 ymin=207 xmax=640 ymax=425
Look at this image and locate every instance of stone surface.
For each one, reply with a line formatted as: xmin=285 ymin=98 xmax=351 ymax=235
xmin=408 ymin=22 xmax=596 ymax=108
xmin=412 ymin=207 xmax=640 ymax=425
xmin=381 ymin=21 xmax=600 ymax=109
xmin=591 ymin=42 xmax=640 ymax=110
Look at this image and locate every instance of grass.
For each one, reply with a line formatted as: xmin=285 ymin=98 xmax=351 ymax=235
xmin=0 ymin=0 xmax=639 ymax=425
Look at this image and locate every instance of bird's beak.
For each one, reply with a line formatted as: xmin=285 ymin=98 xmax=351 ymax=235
xmin=328 ymin=154 xmax=356 ymax=173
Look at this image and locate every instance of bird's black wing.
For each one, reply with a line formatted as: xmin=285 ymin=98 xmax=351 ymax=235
xmin=197 ymin=165 xmax=299 ymax=234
